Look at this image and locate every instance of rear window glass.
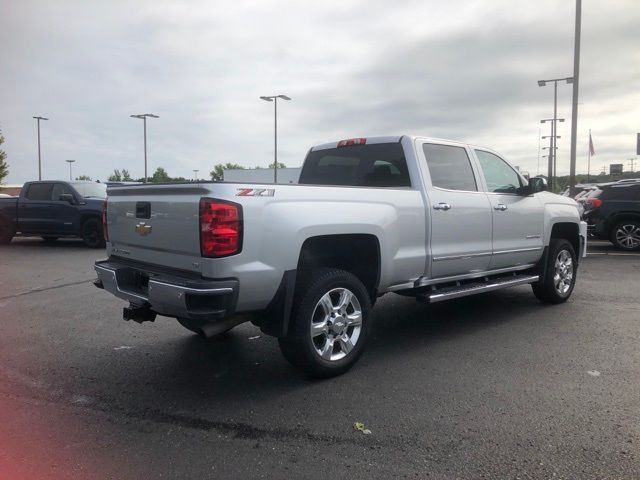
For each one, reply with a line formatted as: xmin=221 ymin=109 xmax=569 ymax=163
xmin=25 ymin=183 xmax=53 ymax=201
xmin=298 ymin=143 xmax=411 ymax=187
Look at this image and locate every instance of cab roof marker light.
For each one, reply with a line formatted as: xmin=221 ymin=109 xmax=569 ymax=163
xmin=337 ymin=138 xmax=367 ymax=148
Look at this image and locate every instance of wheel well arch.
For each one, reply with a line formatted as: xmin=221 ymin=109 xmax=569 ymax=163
xmin=79 ymin=213 xmax=101 ymax=229
xmin=296 ymin=234 xmax=381 ymax=302
xmin=550 ymin=222 xmax=580 ymax=255
xmin=610 ymin=212 xmax=640 ymax=226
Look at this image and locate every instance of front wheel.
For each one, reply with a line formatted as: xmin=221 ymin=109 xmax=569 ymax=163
xmin=81 ymin=218 xmax=105 ymax=248
xmin=610 ymin=220 xmax=640 ymax=251
xmin=532 ymin=239 xmax=577 ymax=304
xmin=278 ymin=268 xmax=372 ymax=378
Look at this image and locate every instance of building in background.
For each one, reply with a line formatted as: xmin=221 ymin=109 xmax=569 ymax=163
xmin=223 ymin=167 xmax=301 ymax=184
xmin=0 ymin=184 xmax=22 ymax=196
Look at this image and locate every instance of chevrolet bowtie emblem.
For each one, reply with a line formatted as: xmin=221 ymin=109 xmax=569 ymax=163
xmin=135 ymin=222 xmax=152 ymax=236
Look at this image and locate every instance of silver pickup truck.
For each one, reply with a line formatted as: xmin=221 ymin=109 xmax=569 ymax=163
xmin=95 ymin=135 xmax=587 ymax=377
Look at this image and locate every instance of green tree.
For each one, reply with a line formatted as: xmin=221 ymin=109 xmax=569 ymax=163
xmin=151 ymin=167 xmax=170 ymax=183
xmin=0 ymin=130 xmax=8 ymax=184
xmin=108 ymin=169 xmax=122 ymax=182
xmin=76 ymin=175 xmax=92 ymax=181
xmin=121 ymin=169 xmax=133 ymax=181
xmin=268 ymin=162 xmax=286 ymax=169
xmin=210 ymin=163 xmax=245 ymax=181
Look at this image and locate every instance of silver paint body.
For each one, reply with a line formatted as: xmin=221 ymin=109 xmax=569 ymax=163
xmin=102 ymin=135 xmax=586 ymax=312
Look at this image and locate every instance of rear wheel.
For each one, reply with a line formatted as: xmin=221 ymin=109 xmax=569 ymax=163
xmin=278 ymin=268 xmax=371 ymax=378
xmin=81 ymin=218 xmax=105 ymax=248
xmin=0 ymin=221 xmax=13 ymax=245
xmin=610 ymin=220 xmax=640 ymax=251
xmin=532 ymin=239 xmax=577 ymax=304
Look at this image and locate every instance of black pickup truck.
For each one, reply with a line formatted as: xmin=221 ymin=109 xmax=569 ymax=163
xmin=0 ymin=181 xmax=107 ymax=247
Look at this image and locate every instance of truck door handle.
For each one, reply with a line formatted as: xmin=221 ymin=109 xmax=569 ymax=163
xmin=433 ymin=203 xmax=452 ymax=211
xmin=494 ymin=204 xmax=508 ymax=211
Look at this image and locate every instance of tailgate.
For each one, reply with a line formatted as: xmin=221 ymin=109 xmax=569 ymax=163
xmin=106 ymin=184 xmax=207 ymax=273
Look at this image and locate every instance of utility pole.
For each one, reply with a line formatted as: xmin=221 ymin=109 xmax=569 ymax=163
xmin=193 ymin=169 xmax=199 ymax=180
xmin=629 ymin=158 xmax=636 ymax=173
xmin=569 ymin=0 xmax=582 ymax=196
xmin=33 ymin=116 xmax=49 ymax=180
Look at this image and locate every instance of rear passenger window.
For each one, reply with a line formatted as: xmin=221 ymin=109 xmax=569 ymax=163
xmin=25 ymin=183 xmax=53 ymax=201
xmin=422 ymin=144 xmax=477 ymax=191
xmin=608 ymin=185 xmax=639 ymax=201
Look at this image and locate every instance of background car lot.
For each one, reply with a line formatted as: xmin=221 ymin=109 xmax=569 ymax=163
xmin=1 ymin=238 xmax=638 ymax=479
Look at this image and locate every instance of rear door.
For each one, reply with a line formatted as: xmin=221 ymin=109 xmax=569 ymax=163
xmin=417 ymin=141 xmax=493 ymax=278
xmin=473 ymin=149 xmax=544 ymax=269
xmin=18 ymin=183 xmax=54 ymax=233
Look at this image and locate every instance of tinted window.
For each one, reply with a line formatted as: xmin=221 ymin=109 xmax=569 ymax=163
xmin=25 ymin=183 xmax=53 ymax=201
xmin=299 ymin=143 xmax=410 ymax=187
xmin=422 ymin=144 xmax=477 ymax=191
xmin=605 ymin=185 xmax=640 ymax=201
xmin=475 ymin=150 xmax=522 ymax=194
xmin=51 ymin=183 xmax=74 ymax=201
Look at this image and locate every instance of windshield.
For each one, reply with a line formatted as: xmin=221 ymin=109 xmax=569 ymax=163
xmin=71 ymin=182 xmax=107 ymax=198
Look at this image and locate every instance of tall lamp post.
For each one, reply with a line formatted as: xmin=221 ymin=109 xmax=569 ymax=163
xmin=259 ymin=94 xmax=291 ymax=183
xmin=130 ymin=113 xmax=159 ymax=183
xmin=33 ymin=116 xmax=49 ymax=180
xmin=65 ymin=159 xmax=76 ymax=181
xmin=193 ymin=169 xmax=199 ymax=181
xmin=538 ymin=77 xmax=572 ymax=191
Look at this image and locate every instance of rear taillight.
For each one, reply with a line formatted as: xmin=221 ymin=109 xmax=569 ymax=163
xmin=199 ymin=198 xmax=242 ymax=257
xmin=102 ymin=199 xmax=109 ymax=241
xmin=586 ymin=198 xmax=602 ymax=209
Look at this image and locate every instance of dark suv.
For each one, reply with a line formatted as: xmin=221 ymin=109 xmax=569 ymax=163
xmin=581 ymin=181 xmax=640 ymax=250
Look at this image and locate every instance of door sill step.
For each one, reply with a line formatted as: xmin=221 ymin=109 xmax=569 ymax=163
xmin=417 ymin=274 xmax=539 ymax=303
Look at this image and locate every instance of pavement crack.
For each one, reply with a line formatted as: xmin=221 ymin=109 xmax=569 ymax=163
xmin=0 ymin=278 xmax=95 ymax=300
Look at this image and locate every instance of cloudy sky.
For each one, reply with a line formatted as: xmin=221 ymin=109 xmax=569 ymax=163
xmin=1 ymin=0 xmax=639 ymax=183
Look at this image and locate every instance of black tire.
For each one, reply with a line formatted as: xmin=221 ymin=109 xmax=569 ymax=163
xmin=81 ymin=218 xmax=105 ymax=248
xmin=532 ymin=239 xmax=577 ymax=304
xmin=0 ymin=220 xmax=13 ymax=245
xmin=176 ymin=318 xmax=234 ymax=337
xmin=278 ymin=268 xmax=372 ymax=378
xmin=609 ymin=220 xmax=640 ymax=251
xmin=42 ymin=236 xmax=59 ymax=243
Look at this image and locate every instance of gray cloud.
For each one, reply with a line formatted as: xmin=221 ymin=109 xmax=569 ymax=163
xmin=1 ymin=0 xmax=638 ymax=183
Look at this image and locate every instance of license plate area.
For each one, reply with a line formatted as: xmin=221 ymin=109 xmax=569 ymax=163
xmin=116 ymin=268 xmax=150 ymax=297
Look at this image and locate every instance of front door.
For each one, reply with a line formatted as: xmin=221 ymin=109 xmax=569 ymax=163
xmin=473 ymin=149 xmax=544 ymax=269
xmin=419 ymin=142 xmax=493 ymax=278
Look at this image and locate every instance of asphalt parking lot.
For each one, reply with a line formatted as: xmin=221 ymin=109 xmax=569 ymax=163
xmin=1 ymin=238 xmax=638 ymax=479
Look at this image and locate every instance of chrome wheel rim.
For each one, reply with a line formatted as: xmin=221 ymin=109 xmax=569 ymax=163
xmin=553 ymin=249 xmax=574 ymax=295
xmin=310 ymin=288 xmax=362 ymax=362
xmin=615 ymin=224 xmax=640 ymax=249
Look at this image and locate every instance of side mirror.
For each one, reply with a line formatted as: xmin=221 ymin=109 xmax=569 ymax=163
xmin=59 ymin=193 xmax=75 ymax=204
xmin=529 ymin=177 xmax=548 ymax=194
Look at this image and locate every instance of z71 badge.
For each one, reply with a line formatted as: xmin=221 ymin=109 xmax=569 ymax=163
xmin=236 ymin=188 xmax=275 ymax=197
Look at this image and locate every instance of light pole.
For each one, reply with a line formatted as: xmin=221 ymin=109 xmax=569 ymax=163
xmin=65 ymin=159 xmax=75 ymax=181
xmin=193 ymin=169 xmax=199 ymax=181
xmin=540 ymin=118 xmax=565 ymax=190
xmin=130 ymin=114 xmax=159 ymax=183
xmin=260 ymin=94 xmax=291 ymax=183
xmin=538 ymin=77 xmax=572 ymax=190
xmin=569 ymin=0 xmax=582 ymax=196
xmin=33 ymin=116 xmax=49 ymax=180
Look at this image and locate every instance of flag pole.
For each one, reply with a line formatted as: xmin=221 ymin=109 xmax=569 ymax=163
xmin=587 ymin=129 xmax=591 ymax=183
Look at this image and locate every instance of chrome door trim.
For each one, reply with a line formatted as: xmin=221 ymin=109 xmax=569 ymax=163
xmin=432 ymin=251 xmax=492 ymax=262
xmin=493 ymin=247 xmax=542 ymax=255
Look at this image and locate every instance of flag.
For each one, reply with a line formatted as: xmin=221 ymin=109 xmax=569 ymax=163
xmin=589 ymin=131 xmax=595 ymax=156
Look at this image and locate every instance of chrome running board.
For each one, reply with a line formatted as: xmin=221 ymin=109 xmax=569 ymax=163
xmin=418 ymin=274 xmax=539 ymax=303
